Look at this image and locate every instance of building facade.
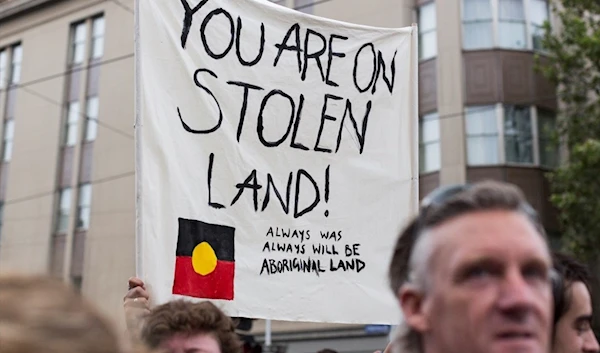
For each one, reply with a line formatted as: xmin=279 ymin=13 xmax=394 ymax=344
xmin=0 ymin=0 xmax=556 ymax=352
xmin=0 ymin=0 xmax=136 ymax=332
xmin=415 ymin=0 xmax=558 ymax=236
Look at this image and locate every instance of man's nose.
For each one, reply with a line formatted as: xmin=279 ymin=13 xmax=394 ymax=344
xmin=496 ymin=270 xmax=538 ymax=318
xmin=583 ymin=331 xmax=600 ymax=353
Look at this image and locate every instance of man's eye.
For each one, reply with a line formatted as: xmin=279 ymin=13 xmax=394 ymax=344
xmin=577 ymin=320 xmax=592 ymax=333
xmin=522 ymin=266 xmax=548 ymax=280
xmin=466 ymin=267 xmax=491 ymax=279
xmin=456 ymin=262 xmax=502 ymax=284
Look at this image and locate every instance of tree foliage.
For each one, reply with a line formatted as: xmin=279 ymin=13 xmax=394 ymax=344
xmin=540 ymin=0 xmax=600 ymax=262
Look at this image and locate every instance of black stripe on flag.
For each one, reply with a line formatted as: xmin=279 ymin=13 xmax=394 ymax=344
xmin=176 ymin=218 xmax=235 ymax=261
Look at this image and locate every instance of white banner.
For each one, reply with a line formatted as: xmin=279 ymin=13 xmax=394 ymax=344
xmin=135 ymin=0 xmax=418 ymax=324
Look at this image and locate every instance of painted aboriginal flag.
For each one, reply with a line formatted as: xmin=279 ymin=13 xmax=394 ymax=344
xmin=172 ymin=218 xmax=235 ymax=300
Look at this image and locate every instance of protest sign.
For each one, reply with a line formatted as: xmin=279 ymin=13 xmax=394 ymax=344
xmin=135 ymin=0 xmax=418 ymax=324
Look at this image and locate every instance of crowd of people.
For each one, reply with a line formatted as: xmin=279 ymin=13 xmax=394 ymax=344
xmin=0 ymin=181 xmax=597 ymax=353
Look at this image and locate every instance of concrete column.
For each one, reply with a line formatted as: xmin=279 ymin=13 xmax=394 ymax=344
xmin=435 ymin=0 xmax=466 ymax=185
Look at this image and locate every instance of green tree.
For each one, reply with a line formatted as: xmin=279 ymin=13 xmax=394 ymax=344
xmin=539 ymin=0 xmax=600 ymax=333
xmin=539 ymin=0 xmax=600 ymax=262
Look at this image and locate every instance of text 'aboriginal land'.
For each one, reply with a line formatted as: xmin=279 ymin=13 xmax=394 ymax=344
xmin=259 ymin=227 xmax=366 ymax=276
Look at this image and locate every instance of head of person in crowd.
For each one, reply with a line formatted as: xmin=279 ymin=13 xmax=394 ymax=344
xmin=551 ymin=252 xmax=599 ymax=353
xmin=0 ymin=274 xmax=135 ymax=353
xmin=140 ymin=299 xmax=242 ymax=353
xmin=388 ymin=181 xmax=553 ymax=353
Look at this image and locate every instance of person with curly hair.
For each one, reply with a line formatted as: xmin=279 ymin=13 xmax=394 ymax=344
xmin=124 ymin=277 xmax=241 ymax=353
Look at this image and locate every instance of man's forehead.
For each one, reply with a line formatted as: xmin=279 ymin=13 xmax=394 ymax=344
xmin=569 ymin=281 xmax=593 ymax=313
xmin=427 ymin=210 xmax=550 ymax=271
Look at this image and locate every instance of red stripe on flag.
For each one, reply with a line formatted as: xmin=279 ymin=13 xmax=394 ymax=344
xmin=172 ymin=256 xmax=234 ymax=300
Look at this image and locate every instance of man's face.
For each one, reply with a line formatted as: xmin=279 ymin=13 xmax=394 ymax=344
xmin=401 ymin=210 xmax=553 ymax=353
xmin=162 ymin=333 xmax=221 ymax=353
xmin=552 ymin=281 xmax=600 ymax=353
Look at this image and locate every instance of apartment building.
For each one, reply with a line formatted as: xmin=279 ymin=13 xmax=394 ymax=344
xmin=0 ymin=0 xmax=136 ymax=330
xmin=415 ymin=0 xmax=558 ymax=236
xmin=0 ymin=0 xmax=556 ymax=352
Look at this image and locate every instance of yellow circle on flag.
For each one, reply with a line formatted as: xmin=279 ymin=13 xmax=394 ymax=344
xmin=192 ymin=242 xmax=218 ymax=276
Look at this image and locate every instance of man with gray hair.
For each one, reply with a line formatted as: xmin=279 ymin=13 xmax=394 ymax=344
xmin=388 ymin=181 xmax=554 ymax=353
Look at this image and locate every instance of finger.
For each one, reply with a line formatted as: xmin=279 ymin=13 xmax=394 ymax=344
xmin=124 ymin=297 xmax=150 ymax=309
xmin=124 ymin=286 xmax=150 ymax=301
xmin=125 ymin=286 xmax=149 ymax=300
xmin=128 ymin=277 xmax=145 ymax=290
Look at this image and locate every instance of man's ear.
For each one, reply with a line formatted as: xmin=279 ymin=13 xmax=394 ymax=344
xmin=398 ymin=284 xmax=430 ymax=332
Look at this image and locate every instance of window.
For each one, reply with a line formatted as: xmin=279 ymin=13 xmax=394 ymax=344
xmin=76 ymin=183 xmax=92 ymax=230
xmin=0 ymin=50 xmax=7 ymax=89
xmin=85 ymin=96 xmax=99 ymax=141
xmin=294 ymin=0 xmax=314 ymax=13
xmin=466 ymin=106 xmax=499 ymax=165
xmin=418 ymin=3 xmax=437 ymax=60
xmin=465 ymin=105 xmax=558 ymax=167
xmin=268 ymin=1 xmax=313 ymax=13
xmin=2 ymin=119 xmax=14 ymax=162
xmin=419 ymin=113 xmax=441 ymax=173
xmin=65 ymin=101 xmax=80 ymax=146
xmin=56 ymin=188 xmax=72 ymax=233
xmin=72 ymin=276 xmax=83 ymax=291
xmin=463 ymin=0 xmax=493 ymax=49
xmin=538 ymin=109 xmax=557 ymax=168
xmin=530 ymin=0 xmax=549 ymax=50
xmin=71 ymin=22 xmax=87 ymax=65
xmin=10 ymin=45 xmax=22 ymax=85
xmin=498 ymin=0 xmax=526 ymax=49
xmin=462 ymin=0 xmax=549 ymax=50
xmin=91 ymin=16 xmax=105 ymax=59
xmin=504 ymin=105 xmax=533 ymax=164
